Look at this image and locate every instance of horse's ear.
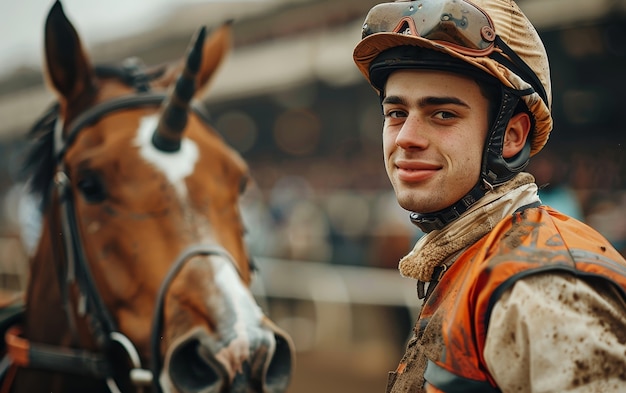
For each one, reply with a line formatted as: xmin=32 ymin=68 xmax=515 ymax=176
xmin=153 ymin=22 xmax=232 ymax=96
xmin=194 ymin=21 xmax=232 ymax=97
xmin=44 ymin=1 xmax=96 ymax=103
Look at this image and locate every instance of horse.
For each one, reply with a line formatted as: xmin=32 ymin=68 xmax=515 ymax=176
xmin=1 ymin=1 xmax=294 ymax=392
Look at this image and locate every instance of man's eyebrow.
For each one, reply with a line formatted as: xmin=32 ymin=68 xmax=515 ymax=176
xmin=381 ymin=95 xmax=406 ymax=106
xmin=418 ymin=96 xmax=470 ymax=108
xmin=382 ymin=95 xmax=470 ymax=109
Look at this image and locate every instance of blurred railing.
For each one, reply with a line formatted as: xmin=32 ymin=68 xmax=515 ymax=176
xmin=251 ymin=257 xmax=419 ymax=352
xmin=252 ymin=257 xmax=417 ymax=307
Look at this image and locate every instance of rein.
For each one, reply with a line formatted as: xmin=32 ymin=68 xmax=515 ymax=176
xmin=4 ymin=84 xmax=228 ymax=393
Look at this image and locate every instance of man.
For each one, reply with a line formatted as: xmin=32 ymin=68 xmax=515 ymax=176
xmin=352 ymin=0 xmax=626 ymax=392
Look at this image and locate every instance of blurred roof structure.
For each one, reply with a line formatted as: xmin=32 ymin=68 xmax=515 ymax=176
xmin=0 ymin=0 xmax=624 ymax=140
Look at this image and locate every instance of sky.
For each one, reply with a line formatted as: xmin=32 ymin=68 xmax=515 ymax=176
xmin=0 ymin=0 xmax=275 ymax=78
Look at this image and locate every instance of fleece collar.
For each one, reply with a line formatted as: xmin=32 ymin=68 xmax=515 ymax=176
xmin=399 ymin=172 xmax=539 ymax=282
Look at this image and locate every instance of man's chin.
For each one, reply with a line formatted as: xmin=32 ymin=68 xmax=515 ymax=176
xmin=396 ymin=193 xmax=456 ymax=214
xmin=397 ymin=199 xmax=438 ymax=215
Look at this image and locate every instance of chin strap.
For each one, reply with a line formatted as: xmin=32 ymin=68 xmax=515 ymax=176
xmin=409 ymin=183 xmax=487 ymax=233
xmin=409 ymin=83 xmax=535 ymax=233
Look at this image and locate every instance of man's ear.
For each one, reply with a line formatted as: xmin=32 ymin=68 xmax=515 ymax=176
xmin=503 ymin=112 xmax=531 ymax=158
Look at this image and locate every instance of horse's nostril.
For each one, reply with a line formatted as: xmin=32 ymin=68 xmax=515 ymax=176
xmin=264 ymin=333 xmax=293 ymax=392
xmin=168 ymin=337 xmax=225 ymax=393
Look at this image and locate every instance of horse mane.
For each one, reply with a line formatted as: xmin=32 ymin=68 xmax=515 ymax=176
xmin=22 ymin=102 xmax=58 ymax=211
xmin=21 ymin=62 xmax=168 ymax=211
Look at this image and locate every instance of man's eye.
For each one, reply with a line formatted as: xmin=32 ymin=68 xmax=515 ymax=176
xmin=434 ymin=111 xmax=456 ymax=120
xmin=385 ymin=110 xmax=406 ymax=119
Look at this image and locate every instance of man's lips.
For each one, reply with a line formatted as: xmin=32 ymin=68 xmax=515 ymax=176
xmin=395 ymin=160 xmax=441 ymax=182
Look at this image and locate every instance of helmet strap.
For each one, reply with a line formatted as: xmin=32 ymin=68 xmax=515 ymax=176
xmin=481 ymin=86 xmax=531 ymax=185
xmin=409 ymin=184 xmax=486 ymax=233
xmin=409 ymin=87 xmax=531 ymax=233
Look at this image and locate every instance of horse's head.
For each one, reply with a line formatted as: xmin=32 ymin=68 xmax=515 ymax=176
xmin=18 ymin=1 xmax=293 ymax=392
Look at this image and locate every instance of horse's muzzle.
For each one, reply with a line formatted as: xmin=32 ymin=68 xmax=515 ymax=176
xmin=162 ymin=322 xmax=293 ymax=393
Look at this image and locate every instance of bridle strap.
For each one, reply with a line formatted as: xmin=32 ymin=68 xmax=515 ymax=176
xmin=3 ymin=91 xmax=216 ymax=388
xmin=49 ymin=89 xmax=218 ymax=344
xmin=55 ymin=93 xmax=165 ymax=159
xmin=149 ymin=244 xmax=236 ymax=393
xmin=3 ymin=169 xmax=123 ymax=384
xmin=5 ymin=326 xmax=112 ymax=379
xmin=55 ymin=93 xmax=212 ymax=160
xmin=4 ymin=327 xmax=150 ymax=393
xmin=12 ymin=84 xmax=222 ymax=390
xmin=55 ymin=168 xmax=117 ymax=343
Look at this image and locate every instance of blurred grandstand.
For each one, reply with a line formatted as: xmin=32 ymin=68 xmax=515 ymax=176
xmin=0 ymin=0 xmax=624 ymax=391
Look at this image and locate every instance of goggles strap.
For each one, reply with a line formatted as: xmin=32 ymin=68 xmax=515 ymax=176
xmin=491 ymin=36 xmax=548 ymax=105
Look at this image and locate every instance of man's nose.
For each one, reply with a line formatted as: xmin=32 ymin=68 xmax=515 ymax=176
xmin=396 ymin=115 xmax=430 ymax=149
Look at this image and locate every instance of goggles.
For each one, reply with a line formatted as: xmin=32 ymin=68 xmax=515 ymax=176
xmin=356 ymin=0 xmax=548 ymax=106
xmin=361 ymin=0 xmax=497 ymax=56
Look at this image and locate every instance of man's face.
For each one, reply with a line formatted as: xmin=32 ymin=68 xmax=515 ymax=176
xmin=382 ymin=69 xmax=490 ymax=214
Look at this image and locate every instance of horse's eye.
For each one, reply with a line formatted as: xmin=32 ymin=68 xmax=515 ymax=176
xmin=77 ymin=175 xmax=107 ymax=203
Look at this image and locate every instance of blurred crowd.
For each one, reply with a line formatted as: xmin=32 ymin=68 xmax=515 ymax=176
xmin=240 ymin=154 xmax=420 ymax=269
xmin=236 ymin=143 xmax=626 ymax=270
xmin=0 ymin=138 xmax=624 ymax=272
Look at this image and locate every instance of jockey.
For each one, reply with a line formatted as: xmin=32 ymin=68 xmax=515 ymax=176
xmin=353 ymin=0 xmax=626 ymax=392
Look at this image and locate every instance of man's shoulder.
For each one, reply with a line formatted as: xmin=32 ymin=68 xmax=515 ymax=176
xmin=459 ymin=205 xmax=624 ymax=271
xmin=473 ymin=205 xmax=626 ymax=287
xmin=488 ymin=204 xmax=617 ymax=257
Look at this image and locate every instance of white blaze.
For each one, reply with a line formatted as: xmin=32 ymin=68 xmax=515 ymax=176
xmin=135 ymin=115 xmax=271 ymax=383
xmin=210 ymin=254 xmax=271 ymax=378
xmin=135 ymin=114 xmax=199 ymax=200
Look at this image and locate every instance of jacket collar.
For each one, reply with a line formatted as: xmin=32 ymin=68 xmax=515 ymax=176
xmin=399 ymin=172 xmax=539 ymax=282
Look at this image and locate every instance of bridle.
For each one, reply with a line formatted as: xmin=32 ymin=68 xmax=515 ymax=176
xmin=5 ymin=70 xmax=240 ymax=393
